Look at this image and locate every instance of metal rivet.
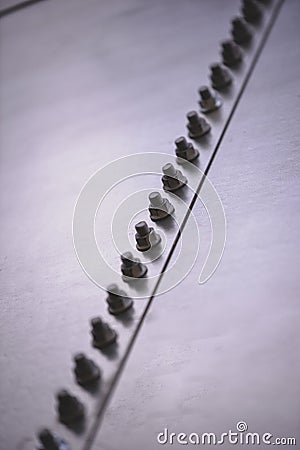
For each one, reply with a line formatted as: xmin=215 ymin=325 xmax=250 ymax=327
xmin=73 ymin=353 xmax=101 ymax=385
xmin=38 ymin=428 xmax=70 ymax=450
xmin=56 ymin=389 xmax=85 ymax=424
xmin=186 ymin=111 xmax=211 ymax=138
xmin=231 ymin=16 xmax=252 ymax=44
xmin=120 ymin=251 xmax=147 ymax=278
xmin=242 ymin=0 xmax=263 ymax=23
xmin=148 ymin=192 xmax=175 ymax=221
xmin=221 ymin=40 xmax=243 ymax=66
xmin=90 ymin=317 xmax=117 ymax=349
xmin=106 ymin=283 xmax=134 ymax=314
xmin=162 ymin=163 xmax=187 ymax=192
xmin=174 ymin=136 xmax=199 ymax=161
xmin=135 ymin=221 xmax=161 ymax=252
xmin=198 ymin=86 xmax=222 ymax=113
xmin=210 ymin=63 xmax=232 ymax=90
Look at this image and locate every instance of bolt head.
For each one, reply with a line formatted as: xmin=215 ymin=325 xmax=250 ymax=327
xmin=106 ymin=283 xmax=120 ymax=296
xmin=135 ymin=221 xmax=149 ymax=236
xmin=121 ymin=251 xmax=135 ymax=265
xmin=91 ymin=317 xmax=103 ymax=330
xmin=149 ymin=191 xmax=163 ymax=207
xmin=162 ymin=163 xmax=176 ymax=177
xmin=74 ymin=353 xmax=86 ymax=364
xmin=57 ymin=389 xmax=69 ymax=402
xmin=200 ymin=86 xmax=211 ymax=100
xmin=187 ymin=110 xmax=199 ymax=125
xmin=210 ymin=63 xmax=222 ymax=74
xmin=38 ymin=429 xmax=55 ymax=448
xmin=175 ymin=136 xmax=188 ymax=151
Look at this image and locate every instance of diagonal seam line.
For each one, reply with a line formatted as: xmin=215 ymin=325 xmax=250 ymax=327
xmin=82 ymin=1 xmax=285 ymax=448
xmin=0 ymin=0 xmax=48 ymax=18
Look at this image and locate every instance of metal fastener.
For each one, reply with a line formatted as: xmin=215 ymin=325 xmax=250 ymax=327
xmin=56 ymin=389 xmax=85 ymax=424
xmin=221 ymin=40 xmax=243 ymax=66
xmin=174 ymin=136 xmax=199 ymax=161
xmin=210 ymin=63 xmax=232 ymax=90
xmin=231 ymin=16 xmax=252 ymax=44
xmin=106 ymin=283 xmax=134 ymax=314
xmin=186 ymin=111 xmax=211 ymax=138
xmin=73 ymin=353 xmax=101 ymax=385
xmin=242 ymin=0 xmax=263 ymax=23
xmin=198 ymin=86 xmax=222 ymax=113
xmin=135 ymin=221 xmax=161 ymax=252
xmin=121 ymin=251 xmax=147 ymax=278
xmin=162 ymin=163 xmax=187 ymax=192
xmin=91 ymin=317 xmax=117 ymax=349
xmin=148 ymin=192 xmax=175 ymax=221
xmin=38 ymin=428 xmax=69 ymax=450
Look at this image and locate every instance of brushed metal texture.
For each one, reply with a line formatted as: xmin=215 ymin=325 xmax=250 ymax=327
xmin=0 ymin=0 xmax=283 ymax=449
xmin=95 ymin=1 xmax=300 ymax=449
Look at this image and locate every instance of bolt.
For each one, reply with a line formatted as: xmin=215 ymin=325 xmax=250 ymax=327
xmin=149 ymin=191 xmax=164 ymax=207
xmin=198 ymin=86 xmax=222 ymax=113
xmin=174 ymin=136 xmax=199 ymax=161
xmin=231 ymin=16 xmax=252 ymax=44
xmin=221 ymin=40 xmax=243 ymax=66
xmin=148 ymin=192 xmax=175 ymax=221
xmin=242 ymin=0 xmax=263 ymax=23
xmin=135 ymin=221 xmax=151 ymax=251
xmin=135 ymin=221 xmax=161 ymax=252
xmin=120 ymin=251 xmax=147 ymax=278
xmin=106 ymin=283 xmax=133 ymax=314
xmin=91 ymin=317 xmax=117 ymax=349
xmin=135 ymin=221 xmax=150 ymax=237
xmin=38 ymin=428 xmax=70 ymax=450
xmin=210 ymin=63 xmax=232 ymax=90
xmin=162 ymin=163 xmax=187 ymax=192
xmin=73 ymin=353 xmax=101 ymax=385
xmin=56 ymin=389 xmax=84 ymax=424
xmin=186 ymin=111 xmax=211 ymax=138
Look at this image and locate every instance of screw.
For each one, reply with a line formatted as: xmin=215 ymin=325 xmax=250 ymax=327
xmin=231 ymin=16 xmax=252 ymax=44
xmin=120 ymin=251 xmax=147 ymax=278
xmin=162 ymin=163 xmax=187 ymax=192
xmin=73 ymin=353 xmax=101 ymax=385
xmin=135 ymin=221 xmax=151 ymax=251
xmin=242 ymin=0 xmax=263 ymax=23
xmin=38 ymin=428 xmax=70 ymax=450
xmin=210 ymin=63 xmax=232 ymax=90
xmin=186 ymin=111 xmax=211 ymax=138
xmin=135 ymin=221 xmax=161 ymax=252
xmin=174 ymin=136 xmax=199 ymax=161
xmin=90 ymin=317 xmax=117 ymax=349
xmin=56 ymin=389 xmax=85 ymax=424
xmin=221 ymin=40 xmax=243 ymax=66
xmin=106 ymin=283 xmax=134 ymax=314
xmin=148 ymin=192 xmax=175 ymax=221
xmin=198 ymin=86 xmax=222 ymax=113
